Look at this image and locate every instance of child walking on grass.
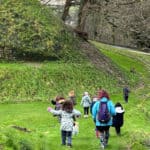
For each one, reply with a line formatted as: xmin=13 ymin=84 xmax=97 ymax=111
xmin=92 ymin=90 xmax=116 ymax=149
xmin=81 ymin=92 xmax=91 ymax=118
xmin=51 ymin=96 xmax=66 ymax=122
xmin=112 ymin=102 xmax=125 ymax=135
xmin=47 ymin=100 xmax=81 ymax=148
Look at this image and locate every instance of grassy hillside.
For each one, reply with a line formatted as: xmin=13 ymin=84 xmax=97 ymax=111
xmin=0 ymin=61 xmax=119 ymax=103
xmin=0 ymin=0 xmax=82 ymax=61
xmin=0 ymin=47 xmax=145 ymax=103
xmin=0 ymin=42 xmax=150 ymax=150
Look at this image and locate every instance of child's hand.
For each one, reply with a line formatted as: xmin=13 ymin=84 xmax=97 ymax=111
xmin=47 ymin=107 xmax=52 ymax=112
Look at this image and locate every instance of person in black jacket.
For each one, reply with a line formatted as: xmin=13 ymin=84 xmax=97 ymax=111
xmin=123 ymin=86 xmax=130 ymax=103
xmin=112 ymin=102 xmax=125 ymax=135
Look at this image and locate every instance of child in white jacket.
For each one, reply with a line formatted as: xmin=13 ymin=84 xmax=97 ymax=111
xmin=81 ymin=92 xmax=91 ymax=117
xmin=48 ymin=100 xmax=81 ymax=148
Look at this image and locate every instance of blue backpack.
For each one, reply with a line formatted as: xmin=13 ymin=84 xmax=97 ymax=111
xmin=98 ymin=101 xmax=111 ymax=123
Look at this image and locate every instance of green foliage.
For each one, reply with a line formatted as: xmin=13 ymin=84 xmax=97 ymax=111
xmin=0 ymin=61 xmax=119 ymax=103
xmin=0 ymin=0 xmax=82 ymax=61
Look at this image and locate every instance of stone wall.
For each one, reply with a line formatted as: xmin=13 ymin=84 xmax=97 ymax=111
xmin=78 ymin=0 xmax=150 ymax=51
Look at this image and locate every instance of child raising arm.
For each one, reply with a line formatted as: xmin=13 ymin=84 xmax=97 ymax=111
xmin=47 ymin=100 xmax=81 ymax=148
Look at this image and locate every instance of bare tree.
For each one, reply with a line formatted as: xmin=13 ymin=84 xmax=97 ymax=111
xmin=62 ymin=0 xmax=73 ymax=21
xmin=62 ymin=0 xmax=80 ymax=21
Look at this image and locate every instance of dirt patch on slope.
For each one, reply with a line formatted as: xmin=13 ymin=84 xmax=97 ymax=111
xmin=79 ymin=41 xmax=124 ymax=83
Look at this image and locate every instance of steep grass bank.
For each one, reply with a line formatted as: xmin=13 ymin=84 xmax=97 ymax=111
xmin=0 ymin=61 xmax=119 ymax=103
xmin=91 ymin=41 xmax=147 ymax=87
xmin=0 ymin=41 xmax=146 ymax=103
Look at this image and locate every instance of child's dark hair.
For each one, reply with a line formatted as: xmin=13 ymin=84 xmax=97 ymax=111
xmin=56 ymin=96 xmax=65 ymax=102
xmin=115 ymin=102 xmax=123 ymax=109
xmin=62 ymin=100 xmax=73 ymax=113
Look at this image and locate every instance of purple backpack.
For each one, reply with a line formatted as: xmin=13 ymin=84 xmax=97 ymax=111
xmin=98 ymin=101 xmax=111 ymax=123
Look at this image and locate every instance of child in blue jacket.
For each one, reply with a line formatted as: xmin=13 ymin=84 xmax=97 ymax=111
xmin=92 ymin=90 xmax=116 ymax=149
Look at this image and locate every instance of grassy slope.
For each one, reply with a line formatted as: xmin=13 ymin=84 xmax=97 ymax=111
xmin=0 ymin=42 xmax=150 ymax=150
xmin=0 ymin=61 xmax=120 ymax=103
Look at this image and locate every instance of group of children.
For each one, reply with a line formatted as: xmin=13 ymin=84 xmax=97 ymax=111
xmin=47 ymin=90 xmax=125 ymax=149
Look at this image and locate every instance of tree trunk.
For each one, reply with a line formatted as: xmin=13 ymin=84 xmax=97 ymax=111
xmin=61 ymin=0 xmax=72 ymax=21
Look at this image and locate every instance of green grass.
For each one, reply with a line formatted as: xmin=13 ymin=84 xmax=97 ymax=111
xmin=0 ymin=42 xmax=150 ymax=149
xmin=91 ymin=41 xmax=148 ymax=87
xmin=91 ymin=42 xmax=147 ymax=73
xmin=0 ymin=99 xmax=150 ymax=150
xmin=0 ymin=61 xmax=120 ymax=103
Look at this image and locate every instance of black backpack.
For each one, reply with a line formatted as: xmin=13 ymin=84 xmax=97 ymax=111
xmin=97 ymin=101 xmax=111 ymax=123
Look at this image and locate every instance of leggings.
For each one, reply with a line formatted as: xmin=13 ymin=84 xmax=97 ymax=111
xmin=84 ymin=107 xmax=89 ymax=115
xmin=96 ymin=126 xmax=110 ymax=145
xmin=61 ymin=130 xmax=72 ymax=145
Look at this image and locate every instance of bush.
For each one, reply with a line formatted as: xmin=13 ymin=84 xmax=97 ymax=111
xmin=0 ymin=0 xmax=82 ymax=61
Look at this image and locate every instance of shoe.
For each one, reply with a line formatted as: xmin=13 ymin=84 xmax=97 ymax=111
xmin=67 ymin=143 xmax=72 ymax=148
xmin=104 ymin=139 xmax=108 ymax=147
xmin=100 ymin=144 xmax=105 ymax=149
xmin=117 ymin=133 xmax=121 ymax=136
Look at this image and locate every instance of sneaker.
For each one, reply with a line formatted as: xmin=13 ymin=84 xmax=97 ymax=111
xmin=100 ymin=144 xmax=105 ymax=149
xmin=67 ymin=143 xmax=72 ymax=148
xmin=104 ymin=139 xmax=108 ymax=147
xmin=117 ymin=133 xmax=121 ymax=136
